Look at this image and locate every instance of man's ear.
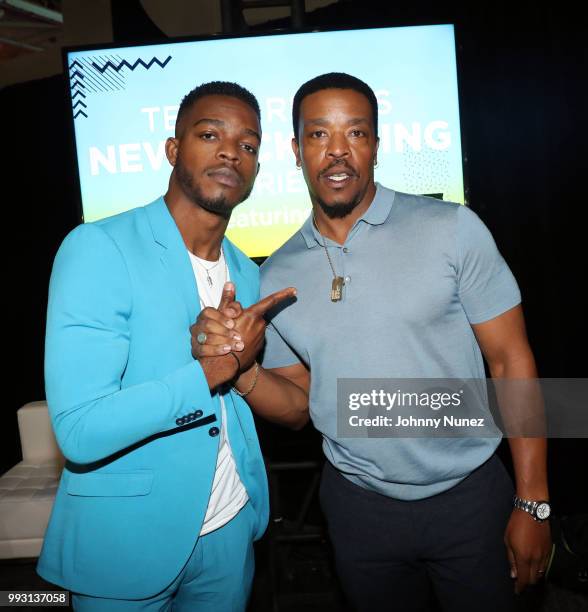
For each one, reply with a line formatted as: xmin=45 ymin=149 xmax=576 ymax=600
xmin=291 ymin=137 xmax=301 ymax=168
xmin=374 ymin=136 xmax=380 ymax=165
xmin=165 ymin=137 xmax=179 ymax=167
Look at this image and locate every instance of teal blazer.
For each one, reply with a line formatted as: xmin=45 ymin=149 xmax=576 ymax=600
xmin=37 ymin=198 xmax=269 ymax=599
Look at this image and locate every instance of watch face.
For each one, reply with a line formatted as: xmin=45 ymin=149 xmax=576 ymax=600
xmin=536 ymin=502 xmax=551 ymax=520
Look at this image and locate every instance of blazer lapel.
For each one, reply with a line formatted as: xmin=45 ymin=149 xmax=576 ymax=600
xmin=144 ymin=197 xmax=200 ymax=322
xmin=223 ymin=238 xmax=255 ymax=308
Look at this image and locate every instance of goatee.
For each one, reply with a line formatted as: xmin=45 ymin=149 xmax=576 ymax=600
xmin=316 ymin=195 xmax=362 ymax=219
xmin=175 ymin=159 xmax=252 ymax=220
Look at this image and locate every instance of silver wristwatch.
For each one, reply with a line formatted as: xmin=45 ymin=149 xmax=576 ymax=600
xmin=513 ymin=495 xmax=551 ymax=522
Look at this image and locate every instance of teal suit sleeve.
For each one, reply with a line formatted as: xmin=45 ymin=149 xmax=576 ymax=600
xmin=45 ymin=223 xmax=214 ymax=465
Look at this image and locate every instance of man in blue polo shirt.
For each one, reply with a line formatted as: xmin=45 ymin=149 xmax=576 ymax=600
xmin=194 ymin=73 xmax=551 ymax=611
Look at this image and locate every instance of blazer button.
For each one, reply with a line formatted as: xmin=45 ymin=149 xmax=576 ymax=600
xmin=195 ymin=410 xmax=203 ymax=418
xmin=208 ymin=427 xmax=220 ymax=437
xmin=175 ymin=418 xmax=184 ymax=426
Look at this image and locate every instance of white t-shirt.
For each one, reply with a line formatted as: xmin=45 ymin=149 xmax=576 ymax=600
xmin=188 ymin=247 xmax=249 ymax=535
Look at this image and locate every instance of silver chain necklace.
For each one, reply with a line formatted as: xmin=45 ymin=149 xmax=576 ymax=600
xmin=192 ymin=247 xmax=224 ymax=287
xmin=312 ymin=212 xmax=345 ymax=302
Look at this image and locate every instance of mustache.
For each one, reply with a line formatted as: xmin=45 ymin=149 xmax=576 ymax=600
xmin=318 ymin=159 xmax=358 ymax=177
xmin=206 ymin=164 xmax=243 ymax=183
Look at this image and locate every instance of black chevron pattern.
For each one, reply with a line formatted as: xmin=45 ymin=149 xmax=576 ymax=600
xmin=69 ymin=60 xmax=88 ymax=119
xmin=92 ymin=55 xmax=172 ymax=74
xmin=68 ymin=54 xmax=172 ymax=121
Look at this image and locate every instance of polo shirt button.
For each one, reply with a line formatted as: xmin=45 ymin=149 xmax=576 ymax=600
xmin=343 ymin=248 xmax=349 ymax=253
xmin=209 ymin=427 xmax=220 ymax=437
xmin=344 ymin=276 xmax=351 ymax=283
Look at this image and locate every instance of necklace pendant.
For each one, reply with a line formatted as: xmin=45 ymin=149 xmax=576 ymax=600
xmin=206 ymin=273 xmax=213 ymax=287
xmin=330 ymin=277 xmax=345 ymax=302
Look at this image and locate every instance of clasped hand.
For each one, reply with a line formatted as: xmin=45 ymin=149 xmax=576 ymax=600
xmin=190 ymin=282 xmax=296 ymax=376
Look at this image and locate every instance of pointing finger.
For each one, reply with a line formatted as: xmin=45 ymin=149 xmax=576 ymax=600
xmin=246 ymin=287 xmax=297 ymax=317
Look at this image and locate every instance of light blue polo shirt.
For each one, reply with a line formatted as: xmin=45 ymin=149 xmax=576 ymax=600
xmin=260 ymin=183 xmax=521 ymax=500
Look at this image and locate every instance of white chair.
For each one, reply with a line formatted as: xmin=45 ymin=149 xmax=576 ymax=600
xmin=0 ymin=401 xmax=63 ymax=558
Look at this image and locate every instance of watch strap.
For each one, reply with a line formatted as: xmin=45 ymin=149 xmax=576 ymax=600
xmin=513 ymin=495 xmax=550 ymax=521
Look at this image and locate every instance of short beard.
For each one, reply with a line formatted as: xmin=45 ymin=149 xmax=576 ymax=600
xmin=316 ymin=194 xmax=362 ymax=219
xmin=175 ymin=159 xmax=252 ymax=220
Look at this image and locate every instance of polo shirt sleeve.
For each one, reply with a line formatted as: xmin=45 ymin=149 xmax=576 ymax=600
xmin=262 ymin=322 xmax=302 ymax=369
xmin=456 ymin=205 xmax=521 ymax=324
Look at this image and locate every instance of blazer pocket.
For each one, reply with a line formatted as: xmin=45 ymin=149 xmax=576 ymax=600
xmin=66 ymin=470 xmax=153 ymax=497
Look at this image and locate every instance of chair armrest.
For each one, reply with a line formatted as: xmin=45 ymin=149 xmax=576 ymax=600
xmin=17 ymin=401 xmax=64 ymax=465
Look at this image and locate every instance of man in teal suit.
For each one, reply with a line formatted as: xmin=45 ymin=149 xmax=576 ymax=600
xmin=37 ymin=82 xmax=294 ymax=611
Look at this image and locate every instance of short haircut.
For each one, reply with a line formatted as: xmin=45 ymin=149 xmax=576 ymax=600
xmin=292 ymin=72 xmax=379 ymax=140
xmin=176 ymin=81 xmax=261 ymax=134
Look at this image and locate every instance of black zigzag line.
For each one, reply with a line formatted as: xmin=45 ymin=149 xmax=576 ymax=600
xmin=70 ymin=70 xmax=84 ymax=80
xmin=98 ymin=55 xmax=125 ymax=88
xmin=72 ymin=90 xmax=86 ymax=99
xmin=69 ymin=60 xmax=82 ymax=70
xmin=71 ymin=80 xmax=85 ymax=89
xmin=92 ymin=55 xmax=172 ymax=73
xmin=73 ymin=110 xmax=88 ymax=119
xmin=73 ymin=100 xmax=87 ymax=109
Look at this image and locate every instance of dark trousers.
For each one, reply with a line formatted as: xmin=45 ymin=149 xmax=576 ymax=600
xmin=319 ymin=454 xmax=517 ymax=612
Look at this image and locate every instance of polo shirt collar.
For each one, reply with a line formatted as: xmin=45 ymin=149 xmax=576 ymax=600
xmin=300 ymin=182 xmax=395 ymax=249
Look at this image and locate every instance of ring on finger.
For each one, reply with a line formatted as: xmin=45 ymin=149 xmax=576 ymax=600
xmin=197 ymin=332 xmax=207 ymax=345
